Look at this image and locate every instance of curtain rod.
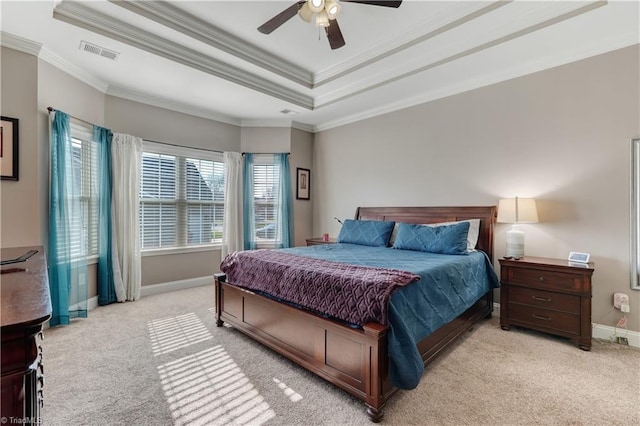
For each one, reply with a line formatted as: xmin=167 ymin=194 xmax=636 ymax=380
xmin=47 ymin=106 xmax=97 ymax=128
xmin=242 ymin=152 xmax=290 ymax=155
xmin=145 ymin=138 xmax=223 ymax=154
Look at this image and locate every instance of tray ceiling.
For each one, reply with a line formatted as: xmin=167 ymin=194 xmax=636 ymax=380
xmin=1 ymin=1 xmax=638 ymax=131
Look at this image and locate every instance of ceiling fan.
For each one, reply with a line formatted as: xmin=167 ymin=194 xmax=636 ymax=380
xmin=257 ymin=0 xmax=403 ymax=50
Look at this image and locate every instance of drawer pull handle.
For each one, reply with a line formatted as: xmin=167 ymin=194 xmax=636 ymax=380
xmin=531 ymin=313 xmax=552 ymax=321
xmin=532 ymin=296 xmax=551 ymax=302
xmin=538 ymin=276 xmax=545 ymax=282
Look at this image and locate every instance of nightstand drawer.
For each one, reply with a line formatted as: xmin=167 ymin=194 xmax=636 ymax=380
xmin=509 ymin=305 xmax=580 ymax=335
xmin=508 ymin=268 xmax=581 ymax=292
xmin=508 ymin=286 xmax=580 ymax=314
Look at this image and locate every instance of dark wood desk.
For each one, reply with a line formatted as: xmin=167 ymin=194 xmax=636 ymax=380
xmin=1 ymin=246 xmax=51 ymax=424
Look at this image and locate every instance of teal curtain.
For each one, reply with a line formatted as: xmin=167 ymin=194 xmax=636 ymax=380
xmin=275 ymin=153 xmax=294 ymax=248
xmin=48 ymin=111 xmax=88 ymax=326
xmin=94 ymin=125 xmax=116 ymax=305
xmin=242 ymin=153 xmax=256 ymax=250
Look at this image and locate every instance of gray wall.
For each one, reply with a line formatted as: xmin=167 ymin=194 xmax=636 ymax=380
xmin=314 ymin=45 xmax=640 ymax=331
xmin=1 ymin=48 xmax=40 ymax=247
xmin=240 ymin=126 xmax=290 ymax=153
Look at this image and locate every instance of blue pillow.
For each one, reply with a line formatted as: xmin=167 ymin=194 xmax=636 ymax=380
xmin=337 ymin=219 xmax=395 ymax=247
xmin=392 ymin=221 xmax=470 ymax=255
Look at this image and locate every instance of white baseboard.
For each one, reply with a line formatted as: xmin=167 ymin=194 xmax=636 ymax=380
xmin=492 ymin=302 xmax=639 ymax=348
xmin=493 ymin=302 xmax=500 ymax=317
xmin=592 ymin=324 xmax=640 ymax=348
xmin=140 ymin=275 xmax=213 ymax=297
xmin=87 ymin=296 xmax=98 ymax=311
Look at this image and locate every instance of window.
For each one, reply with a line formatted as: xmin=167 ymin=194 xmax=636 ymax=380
xmin=65 ymin=123 xmax=99 ymax=259
xmin=252 ymin=156 xmax=280 ymax=242
xmin=139 ymin=142 xmax=224 ymax=250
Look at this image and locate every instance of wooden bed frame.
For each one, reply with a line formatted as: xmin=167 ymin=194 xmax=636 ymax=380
xmin=214 ymin=206 xmax=497 ymax=422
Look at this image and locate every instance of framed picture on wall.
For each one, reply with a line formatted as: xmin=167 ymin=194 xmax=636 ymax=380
xmin=296 ymin=168 xmax=310 ymax=200
xmin=0 ymin=116 xmax=19 ymax=181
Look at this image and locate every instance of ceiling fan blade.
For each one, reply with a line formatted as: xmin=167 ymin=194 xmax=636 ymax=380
xmin=341 ymin=0 xmax=402 ymax=8
xmin=325 ymin=19 xmax=346 ymax=50
xmin=258 ymin=1 xmax=306 ymax=34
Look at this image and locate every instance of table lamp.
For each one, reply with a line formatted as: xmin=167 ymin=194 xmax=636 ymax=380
xmin=497 ymin=197 xmax=538 ymax=258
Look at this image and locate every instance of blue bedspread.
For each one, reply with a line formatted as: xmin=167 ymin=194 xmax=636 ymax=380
xmin=281 ymin=243 xmax=499 ymax=390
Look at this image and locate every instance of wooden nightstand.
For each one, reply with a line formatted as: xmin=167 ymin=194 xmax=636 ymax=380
xmin=499 ymin=256 xmax=594 ymax=351
xmin=305 ymin=237 xmax=337 ymax=246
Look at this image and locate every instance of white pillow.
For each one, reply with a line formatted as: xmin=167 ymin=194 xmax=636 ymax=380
xmin=388 ymin=219 xmax=480 ymax=252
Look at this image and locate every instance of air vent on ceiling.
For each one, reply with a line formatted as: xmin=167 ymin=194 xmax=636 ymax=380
xmin=280 ymin=109 xmax=299 ymax=116
xmin=79 ymin=41 xmax=119 ymax=61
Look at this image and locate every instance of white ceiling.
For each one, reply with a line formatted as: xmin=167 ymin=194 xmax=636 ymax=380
xmin=1 ymin=1 xmax=638 ymax=132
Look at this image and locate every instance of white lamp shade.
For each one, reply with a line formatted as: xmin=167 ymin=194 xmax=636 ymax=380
xmin=497 ymin=197 xmax=538 ymax=223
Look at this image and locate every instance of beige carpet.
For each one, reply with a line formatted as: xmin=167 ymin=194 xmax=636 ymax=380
xmin=42 ymin=285 xmax=639 ymax=425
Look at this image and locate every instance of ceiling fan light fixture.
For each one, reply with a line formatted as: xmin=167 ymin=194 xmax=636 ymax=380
xmin=315 ymin=10 xmax=330 ymax=27
xmin=325 ymin=0 xmax=342 ymax=19
xmin=308 ymin=0 xmax=325 ymax=13
xmin=298 ymin=2 xmax=313 ymax=23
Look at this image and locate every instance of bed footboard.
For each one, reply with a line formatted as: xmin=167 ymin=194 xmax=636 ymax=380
xmin=215 ymin=273 xmax=389 ymax=421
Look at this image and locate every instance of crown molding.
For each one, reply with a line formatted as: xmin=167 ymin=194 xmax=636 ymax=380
xmin=0 ymin=31 xmax=42 ymax=56
xmin=291 ymin=121 xmax=315 ymax=133
xmin=106 ymin=85 xmax=241 ymax=126
xmin=315 ymin=32 xmax=638 ymax=133
xmin=53 ymin=1 xmax=314 ymax=110
xmin=38 ymin=46 xmax=109 ymax=93
xmin=240 ymin=119 xmax=293 ymax=128
xmin=0 ymin=31 xmax=109 ymax=93
xmin=239 ymin=119 xmax=315 ymax=133
xmin=109 ymin=0 xmax=313 ymax=89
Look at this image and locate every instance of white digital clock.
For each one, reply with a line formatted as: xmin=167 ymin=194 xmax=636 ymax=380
xmin=568 ymin=252 xmax=590 ymax=263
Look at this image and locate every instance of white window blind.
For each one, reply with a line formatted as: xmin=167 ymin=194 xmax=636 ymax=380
xmin=253 ymin=156 xmax=280 ymax=241
xmin=61 ymin=122 xmax=99 ymax=259
xmin=139 ymin=142 xmax=224 ymax=250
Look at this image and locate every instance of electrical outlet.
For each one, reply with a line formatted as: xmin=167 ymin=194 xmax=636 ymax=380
xmin=616 ymin=337 xmax=629 ymax=345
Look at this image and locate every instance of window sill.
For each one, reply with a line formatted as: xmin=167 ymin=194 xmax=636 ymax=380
xmin=142 ymin=245 xmax=221 ymax=257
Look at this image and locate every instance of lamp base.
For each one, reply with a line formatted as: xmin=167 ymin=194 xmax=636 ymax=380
xmin=505 ymin=226 xmax=525 ymax=258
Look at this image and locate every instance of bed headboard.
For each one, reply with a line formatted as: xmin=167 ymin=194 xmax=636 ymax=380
xmin=355 ymin=206 xmax=497 ymax=261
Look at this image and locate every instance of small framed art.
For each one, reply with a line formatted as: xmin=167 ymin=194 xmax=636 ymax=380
xmin=0 ymin=116 xmax=19 ymax=181
xmin=296 ymin=168 xmax=310 ymax=200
